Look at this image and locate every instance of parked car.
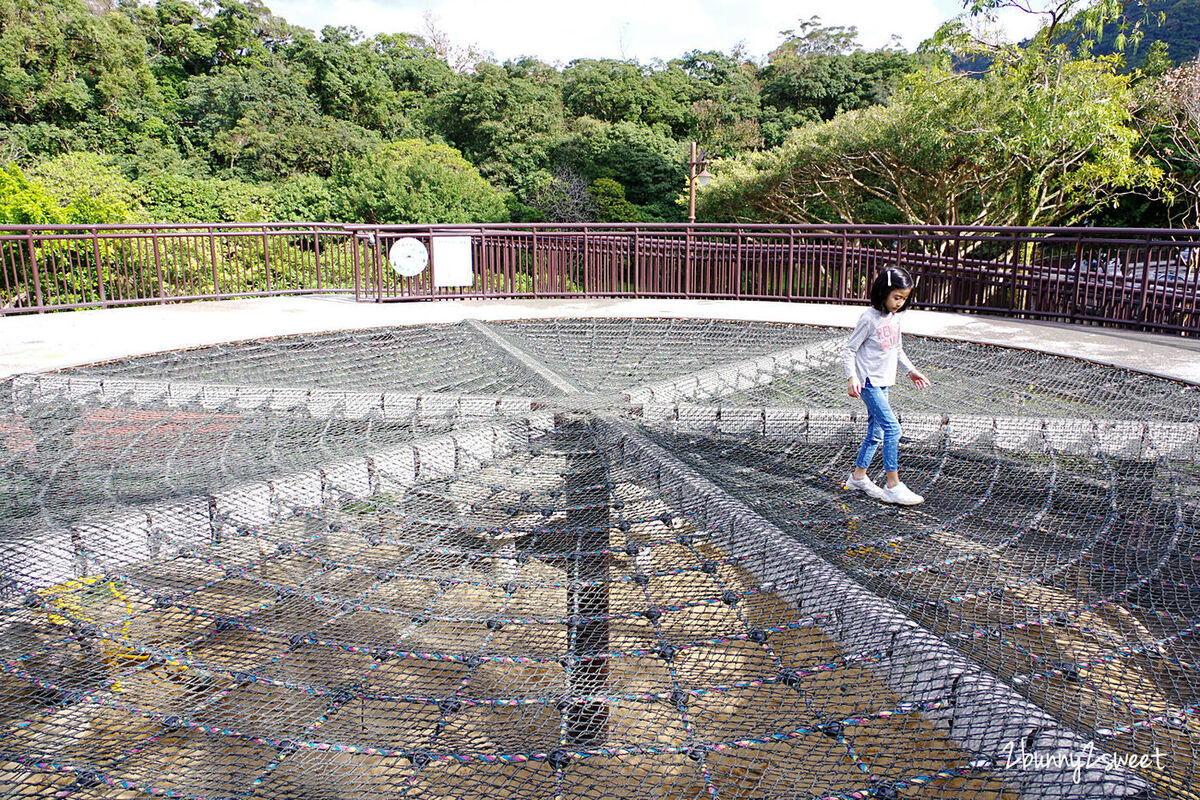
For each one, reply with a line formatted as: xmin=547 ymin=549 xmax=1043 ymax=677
xmin=1068 ymin=256 xmax=1125 ymax=286
xmin=1149 ymin=263 xmax=1196 ymax=288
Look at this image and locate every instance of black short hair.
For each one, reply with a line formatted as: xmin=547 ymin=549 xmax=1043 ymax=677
xmin=869 ymin=266 xmax=916 ymax=313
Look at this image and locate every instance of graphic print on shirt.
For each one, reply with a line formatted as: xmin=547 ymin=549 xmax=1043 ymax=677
xmin=876 ymin=319 xmax=899 ymax=352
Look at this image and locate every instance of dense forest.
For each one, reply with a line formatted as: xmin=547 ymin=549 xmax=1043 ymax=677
xmin=0 ymin=0 xmax=1197 ymax=228
xmin=1090 ymin=0 xmax=1200 ymax=66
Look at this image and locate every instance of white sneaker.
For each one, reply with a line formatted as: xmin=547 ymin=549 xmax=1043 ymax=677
xmin=844 ymin=472 xmax=885 ymax=500
xmin=880 ymin=481 xmax=924 ymax=506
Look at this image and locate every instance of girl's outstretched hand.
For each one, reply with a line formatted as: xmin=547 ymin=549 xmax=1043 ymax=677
xmin=909 ymin=370 xmax=931 ymax=390
xmin=847 ymin=376 xmax=862 ymax=398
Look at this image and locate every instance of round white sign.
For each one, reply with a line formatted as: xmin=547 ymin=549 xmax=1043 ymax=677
xmin=388 ymin=237 xmax=429 ymax=277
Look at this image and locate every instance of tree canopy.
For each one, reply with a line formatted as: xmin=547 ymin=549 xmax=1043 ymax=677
xmin=330 ymin=138 xmax=509 ymax=224
xmin=0 ymin=0 xmax=1194 ymax=227
xmin=701 ymin=55 xmax=1156 ymax=228
xmin=697 ymin=1 xmax=1192 ymax=228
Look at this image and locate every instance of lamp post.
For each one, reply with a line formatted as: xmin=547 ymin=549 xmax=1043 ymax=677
xmin=687 ymin=141 xmax=712 ymax=225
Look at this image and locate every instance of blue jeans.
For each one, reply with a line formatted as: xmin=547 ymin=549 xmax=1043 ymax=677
xmin=856 ymin=379 xmax=900 ymax=473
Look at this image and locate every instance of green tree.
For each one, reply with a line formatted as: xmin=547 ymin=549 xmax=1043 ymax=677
xmin=588 ymin=178 xmax=642 ymax=222
xmin=657 ymin=50 xmax=764 ymax=153
xmin=770 ymin=16 xmax=862 ymax=59
xmin=0 ymin=122 xmax=78 ymax=162
xmin=136 ymin=172 xmax=273 ymax=222
xmin=432 ymin=59 xmax=565 ymax=195
xmin=1134 ymin=38 xmax=1175 ymax=79
xmin=762 ymin=50 xmax=917 ymax=122
xmin=941 ymin=0 xmax=1160 ymax=59
xmin=27 ymin=152 xmax=142 ymax=223
xmin=760 ymin=19 xmax=917 ymax=123
xmin=369 ymin=31 xmax=460 ymax=98
xmin=562 ymin=59 xmax=680 ymax=129
xmin=330 ymin=138 xmax=509 ymax=223
xmin=180 ymin=61 xmax=380 ymax=179
xmin=759 ymin=107 xmax=817 ymax=149
xmin=699 ymin=58 xmax=1156 ymax=228
xmin=270 ymin=172 xmax=334 ymax=222
xmin=285 ymin=26 xmax=456 ymax=137
xmin=124 ymin=0 xmax=219 ymax=87
xmin=0 ymin=163 xmax=66 ymax=224
xmin=206 ymin=0 xmax=292 ymax=68
xmin=0 ymin=0 xmax=164 ymax=155
xmin=1085 ymin=0 xmax=1200 ymax=68
xmin=0 ymin=0 xmax=159 ymax=121
xmin=551 ymin=118 xmax=686 ymax=209
xmin=1140 ymin=58 xmax=1200 ymax=226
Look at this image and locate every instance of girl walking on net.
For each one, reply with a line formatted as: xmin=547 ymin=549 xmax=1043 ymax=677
xmin=842 ymin=266 xmax=931 ymax=506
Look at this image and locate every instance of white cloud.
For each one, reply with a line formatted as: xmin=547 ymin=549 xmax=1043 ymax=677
xmin=989 ymin=6 xmax=1049 ymax=43
xmin=267 ymin=0 xmax=950 ymax=63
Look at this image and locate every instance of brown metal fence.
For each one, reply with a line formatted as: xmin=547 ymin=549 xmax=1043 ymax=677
xmin=3 ymin=222 xmax=1199 ymax=334
xmin=0 ymin=223 xmax=359 ymax=312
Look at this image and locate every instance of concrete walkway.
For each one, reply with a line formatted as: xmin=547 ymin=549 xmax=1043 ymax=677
xmin=2 ymin=295 xmax=1198 ymax=384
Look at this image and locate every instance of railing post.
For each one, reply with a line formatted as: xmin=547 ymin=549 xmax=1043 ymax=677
xmin=261 ymin=227 xmax=272 ymax=294
xmin=352 ymin=231 xmax=362 ymax=302
xmin=91 ymin=228 xmax=106 ymax=307
xmin=426 ymin=228 xmax=436 ymax=297
xmin=1009 ymin=231 xmax=1020 ymax=313
xmin=27 ymin=231 xmax=43 ymax=312
xmin=0 ymin=238 xmax=12 ymax=306
xmin=787 ymin=229 xmax=796 ymax=298
xmin=313 ymin=225 xmax=323 ymax=290
xmin=532 ymin=228 xmax=539 ymax=298
xmin=208 ymin=226 xmax=220 ymax=296
xmin=684 ymin=225 xmax=692 ymax=298
xmin=952 ymin=232 xmax=962 ymax=310
xmin=582 ymin=226 xmax=589 ymax=295
xmin=735 ymin=227 xmax=744 ymax=299
xmin=838 ymin=231 xmax=848 ymax=302
xmin=1138 ymin=232 xmax=1152 ymax=325
xmin=151 ymin=229 xmax=166 ymax=303
xmin=375 ymin=230 xmax=384 ymax=302
xmin=1071 ymin=234 xmax=1084 ymax=323
xmin=633 ymin=227 xmax=641 ymax=297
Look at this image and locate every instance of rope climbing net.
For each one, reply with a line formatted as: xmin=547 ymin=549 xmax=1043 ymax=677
xmin=1 ymin=317 xmax=1197 ymax=800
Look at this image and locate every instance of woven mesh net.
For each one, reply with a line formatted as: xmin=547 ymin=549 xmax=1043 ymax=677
xmin=2 ymin=317 xmax=1198 ymax=800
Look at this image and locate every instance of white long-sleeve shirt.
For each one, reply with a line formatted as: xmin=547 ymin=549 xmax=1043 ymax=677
xmin=842 ymin=307 xmax=917 ymax=387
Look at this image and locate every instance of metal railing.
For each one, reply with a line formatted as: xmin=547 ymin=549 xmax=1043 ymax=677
xmin=0 ymin=222 xmax=358 ymax=313
xmin=3 ymin=222 xmax=1198 ymax=334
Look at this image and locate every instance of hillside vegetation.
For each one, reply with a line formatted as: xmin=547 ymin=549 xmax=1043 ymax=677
xmin=0 ymin=0 xmax=1196 ymax=228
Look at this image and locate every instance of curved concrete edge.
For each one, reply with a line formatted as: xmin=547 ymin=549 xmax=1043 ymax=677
xmin=2 ymin=296 xmax=1197 ymax=385
xmin=10 ymin=373 xmax=542 ymax=420
xmin=640 ymin=403 xmax=1200 ymax=462
xmin=1 ymin=413 xmax=554 ymax=594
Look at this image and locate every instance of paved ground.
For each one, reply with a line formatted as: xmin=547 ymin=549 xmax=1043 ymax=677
xmin=2 ymin=295 xmax=1198 ymax=384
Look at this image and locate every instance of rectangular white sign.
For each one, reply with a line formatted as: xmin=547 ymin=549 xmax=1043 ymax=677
xmin=432 ymin=236 xmax=474 ymax=288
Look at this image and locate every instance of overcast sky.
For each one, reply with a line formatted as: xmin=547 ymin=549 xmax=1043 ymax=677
xmin=263 ymin=0 xmax=1045 ymax=64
